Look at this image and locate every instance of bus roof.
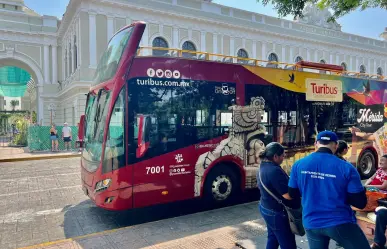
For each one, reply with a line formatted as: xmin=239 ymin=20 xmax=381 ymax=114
xmin=136 ymin=46 xmax=386 ymax=82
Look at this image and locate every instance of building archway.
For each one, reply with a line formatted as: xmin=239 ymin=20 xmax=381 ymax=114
xmin=0 ymin=52 xmax=44 ymax=125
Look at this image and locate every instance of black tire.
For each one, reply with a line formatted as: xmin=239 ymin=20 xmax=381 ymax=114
xmin=203 ymin=165 xmax=240 ymax=205
xmin=358 ymin=150 xmax=376 ymax=179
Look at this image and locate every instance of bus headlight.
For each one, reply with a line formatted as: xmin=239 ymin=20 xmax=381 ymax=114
xmin=95 ymin=179 xmax=112 ymax=192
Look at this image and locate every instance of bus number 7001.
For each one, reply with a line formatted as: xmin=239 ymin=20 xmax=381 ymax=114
xmin=146 ymin=166 xmax=165 ymax=174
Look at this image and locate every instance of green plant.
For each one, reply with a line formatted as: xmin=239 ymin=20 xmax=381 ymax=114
xmin=10 ymin=100 xmax=19 ymax=111
xmin=9 ymin=114 xmax=28 ymax=146
xmin=32 ymin=111 xmax=37 ymax=123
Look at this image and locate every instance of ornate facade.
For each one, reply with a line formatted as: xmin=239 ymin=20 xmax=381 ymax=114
xmin=0 ymin=0 xmax=386 ymax=125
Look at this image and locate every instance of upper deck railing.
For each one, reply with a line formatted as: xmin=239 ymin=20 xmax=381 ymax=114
xmin=137 ymin=47 xmax=387 ymax=81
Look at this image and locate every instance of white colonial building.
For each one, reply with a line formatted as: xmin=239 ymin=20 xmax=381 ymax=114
xmin=0 ymin=0 xmax=386 ymax=125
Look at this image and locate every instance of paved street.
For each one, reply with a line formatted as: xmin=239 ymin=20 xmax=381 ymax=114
xmin=0 ymin=158 xmax=262 ymax=249
xmin=0 ymin=158 xmax=364 ymax=249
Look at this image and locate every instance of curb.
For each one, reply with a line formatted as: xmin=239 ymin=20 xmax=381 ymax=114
xmin=0 ymin=154 xmax=81 ymax=163
xmin=16 ymin=226 xmax=130 ymax=249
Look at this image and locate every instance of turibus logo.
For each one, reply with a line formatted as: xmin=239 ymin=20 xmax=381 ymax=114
xmin=147 ymin=68 xmax=181 ymax=79
xmin=305 ymin=78 xmax=343 ymax=102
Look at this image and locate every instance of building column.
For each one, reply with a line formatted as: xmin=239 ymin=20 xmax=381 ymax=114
xmin=306 ymin=48 xmax=310 ymax=61
xmin=77 ymin=18 xmax=81 ymax=68
xmin=350 ymin=56 xmax=353 ymax=71
xmin=230 ymin=36 xmax=235 ymax=56
xmin=213 ymin=33 xmax=218 ymax=60
xmin=66 ymin=43 xmax=70 ymax=77
xmin=52 ymin=45 xmax=57 ymax=85
xmin=62 ymin=46 xmax=66 ymax=81
xmin=356 ymin=56 xmax=359 ymax=71
xmin=173 ymin=27 xmax=179 ymax=49
xmin=252 ymin=41 xmax=257 ymax=59
xmin=314 ymin=50 xmax=318 ymax=62
xmin=262 ymin=42 xmax=266 ymax=61
xmin=374 ymin=60 xmax=377 ymax=74
xmin=213 ymin=33 xmax=218 ymax=54
xmin=289 ymin=47 xmax=294 ymax=63
xmin=37 ymin=84 xmax=44 ymax=125
xmin=368 ymin=59 xmax=371 ymax=74
xmin=200 ymin=31 xmax=206 ymax=52
xmin=282 ymin=46 xmax=285 ymax=62
xmin=107 ymin=16 xmax=114 ymax=41
xmin=44 ymin=45 xmax=50 ymax=84
xmin=336 ymin=54 xmax=339 ymax=65
xmin=220 ymin=35 xmax=223 ymax=55
xmin=89 ymin=13 xmax=97 ymax=68
xmin=71 ymin=32 xmax=76 ymax=73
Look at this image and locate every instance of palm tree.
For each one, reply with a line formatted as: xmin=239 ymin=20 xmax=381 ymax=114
xmin=10 ymin=100 xmax=19 ymax=111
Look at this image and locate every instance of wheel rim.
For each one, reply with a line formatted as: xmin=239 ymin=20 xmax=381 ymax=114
xmin=211 ymin=175 xmax=232 ymax=201
xmin=360 ymin=154 xmax=373 ymax=175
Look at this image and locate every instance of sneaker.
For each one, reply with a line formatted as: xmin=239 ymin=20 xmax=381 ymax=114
xmin=371 ymin=243 xmax=383 ymax=249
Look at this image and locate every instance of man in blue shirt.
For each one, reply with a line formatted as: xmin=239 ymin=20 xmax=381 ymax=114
xmin=288 ymin=131 xmax=369 ymax=249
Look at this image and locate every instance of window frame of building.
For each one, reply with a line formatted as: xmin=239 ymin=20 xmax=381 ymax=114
xmin=152 ymin=37 xmax=169 ymax=56
xmin=295 ymin=56 xmax=303 ymax=63
xmin=237 ymin=49 xmax=249 ymax=64
xmin=182 ymin=41 xmax=197 ymax=58
xmin=267 ymin=53 xmax=279 ymax=68
xmin=377 ymin=67 xmax=383 ymax=77
xmin=360 ymin=65 xmax=366 ymax=74
xmin=341 ymin=62 xmax=347 ymax=72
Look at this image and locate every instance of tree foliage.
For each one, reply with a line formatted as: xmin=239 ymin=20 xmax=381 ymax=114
xmin=10 ymin=100 xmax=19 ymax=111
xmin=257 ymin=0 xmax=387 ymax=20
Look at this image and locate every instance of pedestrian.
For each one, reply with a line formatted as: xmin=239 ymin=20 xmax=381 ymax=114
xmin=50 ymin=124 xmax=59 ymax=152
xmin=371 ymin=208 xmax=387 ymax=249
xmin=62 ymin=122 xmax=72 ymax=151
xmin=335 ymin=140 xmax=349 ymax=161
xmin=257 ymin=142 xmax=300 ymax=249
xmin=288 ymin=131 xmax=369 ymax=249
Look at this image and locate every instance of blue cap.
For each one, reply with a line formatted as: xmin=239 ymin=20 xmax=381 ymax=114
xmin=316 ymin=131 xmax=338 ymax=143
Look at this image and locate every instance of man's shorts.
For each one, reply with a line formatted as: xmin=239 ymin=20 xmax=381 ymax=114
xmin=64 ymin=137 xmax=71 ymax=142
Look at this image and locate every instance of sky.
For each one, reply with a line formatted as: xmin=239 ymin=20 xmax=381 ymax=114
xmin=24 ymin=0 xmax=387 ymax=40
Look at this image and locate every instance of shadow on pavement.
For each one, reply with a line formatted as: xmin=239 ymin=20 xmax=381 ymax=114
xmin=61 ymin=189 xmax=261 ymax=240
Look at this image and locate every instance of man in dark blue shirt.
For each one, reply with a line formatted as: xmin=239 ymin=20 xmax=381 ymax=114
xmin=288 ymin=131 xmax=369 ymax=249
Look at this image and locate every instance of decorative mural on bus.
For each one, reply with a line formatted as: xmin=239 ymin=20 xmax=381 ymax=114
xmin=243 ymin=65 xmax=387 ymax=167
xmin=194 ymin=96 xmax=267 ymax=196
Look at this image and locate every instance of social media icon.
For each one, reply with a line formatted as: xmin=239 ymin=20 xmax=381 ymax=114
xmin=147 ymin=68 xmax=155 ymax=77
xmin=173 ymin=70 xmax=181 ymax=79
xmin=165 ymin=70 xmax=172 ymax=78
xmin=156 ymin=69 xmax=164 ymax=78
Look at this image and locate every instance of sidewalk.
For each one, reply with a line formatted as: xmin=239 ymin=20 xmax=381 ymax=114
xmin=17 ymin=202 xmax=343 ymax=249
xmin=0 ymin=147 xmax=81 ymax=162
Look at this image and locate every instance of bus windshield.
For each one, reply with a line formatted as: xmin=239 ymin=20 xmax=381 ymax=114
xmin=82 ymin=90 xmax=111 ymax=170
xmin=93 ymin=26 xmax=133 ymax=85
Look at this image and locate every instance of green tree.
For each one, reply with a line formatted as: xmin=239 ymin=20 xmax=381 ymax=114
xmin=257 ymin=0 xmax=387 ymax=20
xmin=10 ymin=100 xmax=19 ymax=111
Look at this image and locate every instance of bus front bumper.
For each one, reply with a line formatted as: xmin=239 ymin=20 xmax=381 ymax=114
xmin=81 ymin=181 xmax=133 ymax=211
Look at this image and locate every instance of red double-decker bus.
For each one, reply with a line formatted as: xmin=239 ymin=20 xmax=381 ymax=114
xmin=80 ymin=22 xmax=387 ymax=211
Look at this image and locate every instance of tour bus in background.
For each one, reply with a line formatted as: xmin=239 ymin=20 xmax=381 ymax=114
xmin=79 ymin=21 xmax=387 ymax=211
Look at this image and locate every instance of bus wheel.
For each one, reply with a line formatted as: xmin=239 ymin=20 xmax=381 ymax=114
xmin=358 ymin=150 xmax=376 ymax=179
xmin=204 ymin=166 xmax=239 ymax=205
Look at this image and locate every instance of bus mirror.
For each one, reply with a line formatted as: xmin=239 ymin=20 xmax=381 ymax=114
xmin=136 ymin=115 xmax=151 ymax=158
xmin=76 ymin=115 xmax=85 ymax=149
